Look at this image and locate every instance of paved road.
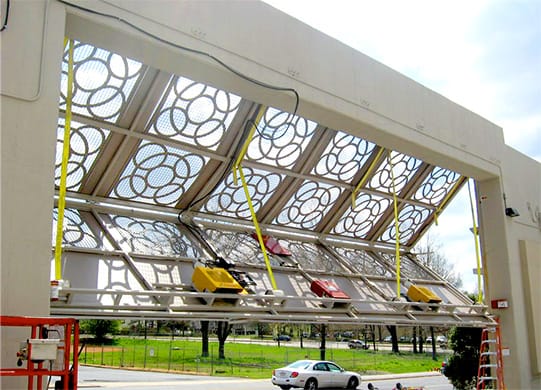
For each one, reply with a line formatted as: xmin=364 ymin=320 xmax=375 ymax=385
xmin=68 ymin=365 xmax=453 ymax=390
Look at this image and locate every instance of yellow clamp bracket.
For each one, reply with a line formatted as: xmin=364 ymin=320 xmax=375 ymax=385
xmin=53 ymin=38 xmax=74 ymax=281
xmin=467 ymin=179 xmax=483 ymax=304
xmin=387 ymin=150 xmax=401 ymax=299
xmin=231 ymin=107 xmax=278 ymax=290
xmin=433 ymin=176 xmax=466 ymax=226
xmin=351 ymin=147 xmax=385 ymax=209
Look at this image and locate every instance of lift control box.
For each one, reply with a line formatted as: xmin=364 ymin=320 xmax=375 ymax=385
xmin=28 ymin=339 xmax=60 ymax=361
xmin=407 ymin=285 xmax=442 ymax=304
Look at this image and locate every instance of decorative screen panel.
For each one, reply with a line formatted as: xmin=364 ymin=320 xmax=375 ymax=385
xmin=94 ymin=259 xmax=152 ymax=305
xmin=109 ymin=215 xmax=204 ymax=257
xmin=332 ymin=192 xmax=393 ymax=238
xmin=286 ymin=241 xmax=344 ymax=272
xmin=60 ymin=41 xmax=143 ymax=122
xmin=201 ymin=167 xmax=283 ymax=218
xmin=378 ymin=252 xmax=436 ymax=280
xmin=312 ymin=131 xmax=376 ymax=182
xmin=368 ymin=151 xmax=422 ymax=194
xmin=378 ymin=203 xmax=432 ymax=244
xmin=112 ymin=140 xmax=208 ymax=206
xmin=131 ymin=259 xmax=183 ymax=286
xmin=203 ymin=229 xmax=283 ymax=267
xmin=413 ymin=167 xmax=461 ymax=205
xmin=55 ymin=119 xmax=110 ymax=190
xmin=246 ymin=107 xmax=317 ymax=168
xmin=332 ymin=247 xmax=393 ymax=277
xmin=52 ymin=208 xmax=107 ymax=249
xmin=148 ymin=76 xmax=241 ymax=151
xmin=53 ymin=36 xmax=471 ymax=298
xmin=275 ymin=180 xmax=342 ymax=229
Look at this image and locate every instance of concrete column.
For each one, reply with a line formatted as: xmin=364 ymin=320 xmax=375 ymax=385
xmin=1 ymin=1 xmax=66 ymax=388
xmin=477 ymin=177 xmax=531 ymax=389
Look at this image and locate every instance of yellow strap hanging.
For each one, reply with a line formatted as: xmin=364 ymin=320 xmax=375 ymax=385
xmin=467 ymin=179 xmax=483 ymax=304
xmin=351 ymin=147 xmax=385 ymax=209
xmin=53 ymin=38 xmax=74 ymax=281
xmin=387 ymin=151 xmax=401 ymax=299
xmin=232 ymin=107 xmax=278 ymax=290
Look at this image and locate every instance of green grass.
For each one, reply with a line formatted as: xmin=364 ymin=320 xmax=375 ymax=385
xmin=79 ymin=338 xmax=444 ymax=379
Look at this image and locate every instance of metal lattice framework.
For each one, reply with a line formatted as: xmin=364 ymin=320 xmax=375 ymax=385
xmin=51 ymin=39 xmax=491 ymax=326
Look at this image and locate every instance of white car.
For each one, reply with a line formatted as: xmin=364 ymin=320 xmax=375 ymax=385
xmin=272 ymin=360 xmax=361 ymax=390
xmin=347 ymin=339 xmax=369 ymax=350
xmin=436 ymin=335 xmax=447 ymax=344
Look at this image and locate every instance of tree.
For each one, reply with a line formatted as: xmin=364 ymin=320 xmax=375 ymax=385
xmin=444 ymin=327 xmax=482 ymax=390
xmin=412 ymin=326 xmax=418 ymax=353
xmin=80 ymin=319 xmax=121 ymax=341
xmin=201 ymin=321 xmax=209 ymax=357
xmin=163 ymin=320 xmax=189 ymax=337
xmin=319 ymin=324 xmax=327 ymax=360
xmin=414 ymin=233 xmax=462 ymax=288
xmin=216 ymin=321 xmax=231 ymax=359
xmin=386 ymin=325 xmax=399 ymax=353
xmin=429 ymin=326 xmax=437 ymax=361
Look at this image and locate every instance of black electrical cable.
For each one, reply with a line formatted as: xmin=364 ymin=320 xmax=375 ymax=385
xmin=0 ymin=0 xmax=10 ymax=32
xmin=177 ymin=215 xmax=218 ymax=261
xmin=57 ymin=0 xmax=301 ymax=214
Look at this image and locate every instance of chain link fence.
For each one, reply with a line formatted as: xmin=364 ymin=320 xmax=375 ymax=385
xmin=79 ymin=339 xmax=396 ymax=377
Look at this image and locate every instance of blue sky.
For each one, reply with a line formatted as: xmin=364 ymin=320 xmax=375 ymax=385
xmin=264 ymin=0 xmax=541 ymax=292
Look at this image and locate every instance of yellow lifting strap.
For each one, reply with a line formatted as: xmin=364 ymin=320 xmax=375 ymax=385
xmin=467 ymin=179 xmax=483 ymax=304
xmin=53 ymin=38 xmax=74 ymax=281
xmin=351 ymin=147 xmax=385 ymax=209
xmin=232 ymin=107 xmax=278 ymax=290
xmin=387 ymin=150 xmax=401 ymax=299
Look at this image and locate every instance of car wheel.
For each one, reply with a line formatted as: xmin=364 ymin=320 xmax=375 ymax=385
xmin=279 ymin=386 xmax=291 ymax=390
xmin=347 ymin=377 xmax=359 ymax=389
xmin=304 ymin=378 xmax=318 ymax=390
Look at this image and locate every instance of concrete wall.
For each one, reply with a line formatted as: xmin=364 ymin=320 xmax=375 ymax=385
xmin=1 ymin=0 xmax=540 ymax=388
xmin=0 ymin=1 xmax=65 ymax=388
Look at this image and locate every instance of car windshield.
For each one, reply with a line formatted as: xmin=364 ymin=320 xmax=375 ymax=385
xmin=287 ymin=360 xmax=312 ymax=369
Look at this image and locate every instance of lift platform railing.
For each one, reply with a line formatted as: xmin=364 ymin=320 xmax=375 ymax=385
xmin=0 ymin=316 xmax=80 ymax=390
xmin=49 ymin=287 xmax=493 ymax=327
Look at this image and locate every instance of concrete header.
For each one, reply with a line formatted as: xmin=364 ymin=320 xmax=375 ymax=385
xmin=61 ymin=0 xmax=504 ymax=180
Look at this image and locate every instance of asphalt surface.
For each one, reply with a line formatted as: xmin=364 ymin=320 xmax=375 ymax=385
xmin=56 ymin=365 xmax=454 ymax=390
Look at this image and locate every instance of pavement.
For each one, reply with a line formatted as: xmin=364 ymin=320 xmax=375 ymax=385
xmin=363 ymin=371 xmax=442 ymax=381
xmin=58 ymin=365 xmax=449 ymax=389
